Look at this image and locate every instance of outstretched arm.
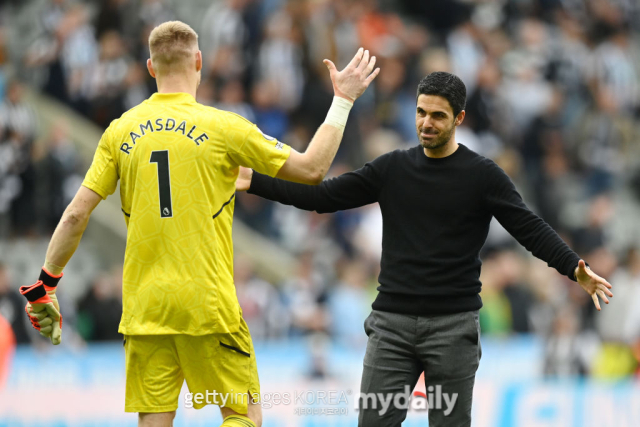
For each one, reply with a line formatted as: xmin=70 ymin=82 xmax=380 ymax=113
xmin=486 ymin=162 xmax=613 ymax=310
xmin=238 ymin=155 xmax=386 ymax=213
xmin=21 ymin=186 xmax=102 ymax=344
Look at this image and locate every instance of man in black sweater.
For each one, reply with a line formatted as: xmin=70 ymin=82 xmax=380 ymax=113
xmin=236 ymin=72 xmax=613 ymax=426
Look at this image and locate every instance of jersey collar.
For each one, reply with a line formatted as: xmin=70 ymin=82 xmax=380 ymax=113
xmin=148 ymin=92 xmax=197 ymax=104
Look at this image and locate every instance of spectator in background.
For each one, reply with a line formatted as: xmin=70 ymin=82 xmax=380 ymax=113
xmin=138 ymin=0 xmax=174 ymax=30
xmin=58 ymin=4 xmax=99 ymax=109
xmin=21 ymin=0 xmax=69 ymax=103
xmin=6 ymin=128 xmax=36 ymax=236
xmin=500 ymin=20 xmax=555 ymax=140
xmin=251 ymin=79 xmax=288 ymax=141
xmin=522 ymin=87 xmax=572 ymax=229
xmin=591 ymin=27 xmax=640 ymax=115
xmin=0 ymin=80 xmax=37 ymax=142
xmin=200 ymin=0 xmax=249 ymax=81
xmin=36 ymin=121 xmax=82 ymax=233
xmin=95 ymin=0 xmax=127 ymax=40
xmin=84 ymin=31 xmax=132 ymax=127
xmin=447 ymin=17 xmax=485 ymax=95
xmin=121 ymin=62 xmax=152 ymax=112
xmin=76 ymin=269 xmax=122 ymax=341
xmin=256 ymin=8 xmax=304 ymax=111
xmin=282 ymin=251 xmax=329 ymax=337
xmin=216 ymin=78 xmax=255 ymax=121
xmin=0 ymin=81 xmax=38 ymax=236
xmin=0 ymin=262 xmax=32 ymax=344
xmin=543 ymin=305 xmax=597 ymax=377
xmin=479 ymin=253 xmax=514 ymax=335
xmin=598 ymin=247 xmax=640 ymax=345
xmin=195 ymin=76 xmax=216 ymax=107
xmin=328 ymin=257 xmax=372 ymax=347
xmin=547 ymin=12 xmax=590 ymax=106
xmin=573 ymin=87 xmax=637 ymax=194
xmin=0 ymin=25 xmax=6 ymax=99
xmin=497 ymin=250 xmax=535 ymax=333
xmin=0 ymin=312 xmax=15 ymax=391
xmin=373 ymin=57 xmax=408 ymax=133
xmin=571 ymin=194 xmax=614 ymax=257
xmin=235 ymin=255 xmax=289 ymax=340
xmin=234 ymin=190 xmax=278 ymax=238
xmin=465 ymin=59 xmax=503 ymax=139
xmin=0 ymin=121 xmax=21 ymax=237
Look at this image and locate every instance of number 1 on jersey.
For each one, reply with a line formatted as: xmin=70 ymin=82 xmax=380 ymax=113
xmin=150 ymin=150 xmax=173 ymax=218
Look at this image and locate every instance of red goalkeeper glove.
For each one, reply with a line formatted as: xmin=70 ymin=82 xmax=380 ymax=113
xmin=20 ymin=269 xmax=63 ymax=345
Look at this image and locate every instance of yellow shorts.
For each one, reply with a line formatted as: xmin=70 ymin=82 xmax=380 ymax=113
xmin=124 ymin=318 xmax=260 ymax=414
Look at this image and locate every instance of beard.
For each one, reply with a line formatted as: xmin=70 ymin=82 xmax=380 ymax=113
xmin=417 ymin=122 xmax=455 ymax=150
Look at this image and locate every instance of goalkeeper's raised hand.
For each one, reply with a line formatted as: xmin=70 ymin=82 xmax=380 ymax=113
xmin=20 ymin=269 xmax=63 ymax=345
xmin=324 ymin=47 xmax=380 ymax=102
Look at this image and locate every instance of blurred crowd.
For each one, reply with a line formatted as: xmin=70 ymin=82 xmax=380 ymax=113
xmin=0 ymin=78 xmax=84 ymax=237
xmin=1 ymin=0 xmax=640 ymax=379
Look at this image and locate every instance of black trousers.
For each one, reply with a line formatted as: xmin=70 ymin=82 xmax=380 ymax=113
xmin=358 ymin=309 xmax=482 ymax=426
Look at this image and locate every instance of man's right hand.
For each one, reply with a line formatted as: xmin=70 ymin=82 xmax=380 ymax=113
xmin=26 ymin=299 xmax=62 ymax=344
xmin=236 ymin=167 xmax=253 ymax=192
xmin=324 ymin=48 xmax=380 ymax=103
xmin=20 ymin=269 xmax=64 ymax=345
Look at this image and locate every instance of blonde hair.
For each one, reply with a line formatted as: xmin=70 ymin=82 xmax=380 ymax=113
xmin=149 ymin=21 xmax=199 ymax=75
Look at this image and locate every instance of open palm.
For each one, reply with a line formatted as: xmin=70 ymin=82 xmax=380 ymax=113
xmin=575 ymin=259 xmax=613 ymax=311
xmin=324 ymin=47 xmax=380 ymax=102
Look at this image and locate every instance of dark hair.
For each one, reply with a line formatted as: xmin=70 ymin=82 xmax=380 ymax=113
xmin=416 ymin=72 xmax=467 ymax=116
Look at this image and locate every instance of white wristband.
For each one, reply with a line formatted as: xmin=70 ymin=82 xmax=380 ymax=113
xmin=324 ymin=96 xmax=353 ymax=131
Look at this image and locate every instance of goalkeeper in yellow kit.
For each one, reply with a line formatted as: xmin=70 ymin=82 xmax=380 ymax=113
xmin=21 ymin=21 xmax=379 ymax=427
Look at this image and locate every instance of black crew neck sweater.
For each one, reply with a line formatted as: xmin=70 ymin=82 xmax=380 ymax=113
xmin=248 ymin=144 xmax=581 ymax=315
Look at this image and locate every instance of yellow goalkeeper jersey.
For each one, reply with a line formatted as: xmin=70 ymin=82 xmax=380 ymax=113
xmin=82 ymin=92 xmax=290 ymax=336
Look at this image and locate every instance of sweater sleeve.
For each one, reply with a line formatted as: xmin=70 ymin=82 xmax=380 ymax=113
xmin=484 ymin=160 xmax=581 ymax=281
xmin=247 ymin=154 xmax=388 ymax=213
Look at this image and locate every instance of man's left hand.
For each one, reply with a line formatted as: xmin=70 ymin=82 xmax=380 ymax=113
xmin=575 ymin=259 xmax=613 ymax=311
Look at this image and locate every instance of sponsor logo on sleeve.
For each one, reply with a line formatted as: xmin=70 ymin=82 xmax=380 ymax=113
xmin=258 ymin=128 xmax=276 ymax=141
